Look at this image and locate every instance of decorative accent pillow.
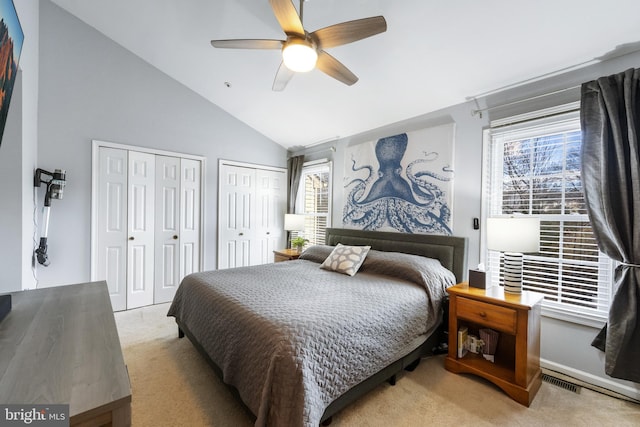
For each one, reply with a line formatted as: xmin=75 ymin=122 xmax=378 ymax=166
xmin=320 ymin=243 xmax=371 ymax=276
xmin=298 ymin=245 xmax=335 ymax=264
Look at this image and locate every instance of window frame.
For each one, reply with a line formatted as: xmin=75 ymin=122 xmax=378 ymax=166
xmin=294 ymin=160 xmax=332 ymax=245
xmin=480 ymin=103 xmax=614 ymax=328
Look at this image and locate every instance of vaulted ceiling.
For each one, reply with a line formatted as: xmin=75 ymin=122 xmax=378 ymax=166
xmin=50 ymin=0 xmax=640 ymax=149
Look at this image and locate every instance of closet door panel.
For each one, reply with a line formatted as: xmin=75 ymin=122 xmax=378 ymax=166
xmin=127 ymin=151 xmax=155 ymax=309
xmin=97 ymin=147 xmax=128 ymax=311
xmin=254 ymin=169 xmax=287 ymax=264
xmin=180 ymin=158 xmax=201 ymax=279
xmin=94 ymin=143 xmax=204 ymax=311
xmin=218 ymin=164 xmax=254 ymax=269
xmin=154 ymin=155 xmax=181 ymax=304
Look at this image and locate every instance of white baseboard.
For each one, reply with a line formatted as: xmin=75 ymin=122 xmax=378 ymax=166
xmin=541 ymin=358 xmax=640 ymax=401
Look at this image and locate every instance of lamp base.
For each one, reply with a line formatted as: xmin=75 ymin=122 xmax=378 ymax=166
xmin=503 ymin=252 xmax=523 ymax=294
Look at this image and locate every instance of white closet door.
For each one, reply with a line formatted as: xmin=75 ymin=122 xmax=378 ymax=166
xmin=127 ymin=151 xmax=155 ymax=309
xmin=93 ymin=142 xmax=204 ymax=311
xmin=218 ymin=164 xmax=254 ymax=269
xmin=180 ymin=158 xmax=201 ymax=279
xmin=154 ymin=155 xmax=181 ymax=304
xmin=97 ymin=147 xmax=128 ymax=312
xmin=154 ymin=156 xmax=201 ymax=303
xmin=254 ymin=169 xmax=287 ymax=264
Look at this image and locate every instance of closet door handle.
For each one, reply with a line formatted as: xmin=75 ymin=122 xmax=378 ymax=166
xmin=173 ymin=235 xmax=178 ymax=240
xmin=239 ymin=232 xmax=244 ymax=236
xmin=129 ymin=237 xmax=134 ymax=241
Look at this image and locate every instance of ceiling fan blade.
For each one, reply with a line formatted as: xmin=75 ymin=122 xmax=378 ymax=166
xmin=269 ymin=0 xmax=304 ymax=36
xmin=311 ymin=16 xmax=387 ymax=48
xmin=272 ymin=62 xmax=295 ymax=91
xmin=316 ymin=51 xmax=358 ymax=86
xmin=211 ymin=39 xmax=284 ymax=49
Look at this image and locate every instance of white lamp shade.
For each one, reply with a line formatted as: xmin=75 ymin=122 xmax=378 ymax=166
xmin=486 ymin=217 xmax=540 ymax=253
xmin=284 ymin=214 xmax=305 ymax=231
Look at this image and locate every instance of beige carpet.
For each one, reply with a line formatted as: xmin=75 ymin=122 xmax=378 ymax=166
xmin=115 ymin=303 xmax=640 ymax=427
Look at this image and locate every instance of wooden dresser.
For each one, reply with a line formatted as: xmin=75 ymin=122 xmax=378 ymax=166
xmin=0 ymin=281 xmax=131 ymax=426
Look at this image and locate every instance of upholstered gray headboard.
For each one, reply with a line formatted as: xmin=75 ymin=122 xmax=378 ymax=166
xmin=325 ymin=228 xmax=468 ymax=283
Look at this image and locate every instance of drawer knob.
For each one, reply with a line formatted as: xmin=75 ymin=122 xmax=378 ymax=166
xmin=479 ymin=311 xmax=487 ymax=318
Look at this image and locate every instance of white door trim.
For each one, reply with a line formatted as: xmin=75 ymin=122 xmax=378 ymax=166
xmin=219 ymin=158 xmax=287 ymax=173
xmin=91 ymin=139 xmax=206 ymax=286
xmin=93 ymin=139 xmax=206 ymax=161
xmin=217 ymin=159 xmax=286 ymax=269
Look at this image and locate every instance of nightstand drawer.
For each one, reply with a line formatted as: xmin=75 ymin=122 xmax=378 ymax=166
xmin=457 ymin=297 xmax=517 ymax=334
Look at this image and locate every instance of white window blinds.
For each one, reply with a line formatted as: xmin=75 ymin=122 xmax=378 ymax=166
xmin=483 ymin=104 xmax=613 ymax=325
xmin=296 ymin=161 xmax=332 ymax=245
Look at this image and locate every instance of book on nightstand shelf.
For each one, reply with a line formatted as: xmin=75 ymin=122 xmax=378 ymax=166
xmin=457 ymin=326 xmax=468 ymax=358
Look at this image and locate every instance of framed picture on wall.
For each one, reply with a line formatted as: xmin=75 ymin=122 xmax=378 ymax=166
xmin=343 ymin=123 xmax=455 ymax=235
xmin=0 ymin=0 xmax=24 ymax=147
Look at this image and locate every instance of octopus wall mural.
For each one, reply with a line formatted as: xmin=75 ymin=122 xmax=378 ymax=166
xmin=343 ymin=124 xmax=455 ymax=235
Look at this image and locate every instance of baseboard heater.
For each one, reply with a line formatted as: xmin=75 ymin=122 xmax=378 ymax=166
xmin=0 ymin=294 xmax=11 ymax=323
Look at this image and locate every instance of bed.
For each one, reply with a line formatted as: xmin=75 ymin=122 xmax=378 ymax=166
xmin=168 ymin=228 xmax=468 ymax=426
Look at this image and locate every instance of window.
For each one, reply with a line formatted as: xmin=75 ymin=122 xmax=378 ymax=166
xmin=295 ymin=161 xmax=332 ymax=245
xmin=483 ymin=103 xmax=613 ymax=326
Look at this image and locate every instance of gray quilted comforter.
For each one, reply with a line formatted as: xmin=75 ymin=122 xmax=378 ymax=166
xmin=167 ymin=246 xmax=456 ymax=427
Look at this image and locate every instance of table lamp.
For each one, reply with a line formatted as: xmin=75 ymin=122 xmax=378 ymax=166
xmin=284 ymin=214 xmax=306 ymax=248
xmin=486 ymin=217 xmax=540 ymax=294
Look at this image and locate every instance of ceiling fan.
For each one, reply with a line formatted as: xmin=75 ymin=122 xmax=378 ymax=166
xmin=211 ymin=0 xmax=387 ymax=91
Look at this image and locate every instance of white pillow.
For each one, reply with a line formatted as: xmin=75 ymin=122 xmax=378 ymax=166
xmin=320 ymin=243 xmax=371 ymax=276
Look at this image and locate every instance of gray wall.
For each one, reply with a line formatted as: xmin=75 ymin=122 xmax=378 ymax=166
xmin=0 ymin=75 xmax=23 ymax=292
xmin=17 ymin=0 xmax=40 ymax=291
xmin=0 ymin=0 xmax=40 ymax=293
xmin=35 ymin=0 xmax=286 ymax=287
xmin=294 ymin=51 xmax=640 ymax=399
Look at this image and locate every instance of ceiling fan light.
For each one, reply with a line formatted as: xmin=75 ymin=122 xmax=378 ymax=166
xmin=282 ymin=40 xmax=318 ymax=72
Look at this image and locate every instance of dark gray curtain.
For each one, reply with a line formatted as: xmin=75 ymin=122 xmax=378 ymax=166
xmin=580 ymin=68 xmax=640 ymax=382
xmin=286 ymin=155 xmax=304 ymax=245
xmin=287 ymin=155 xmax=304 ymax=214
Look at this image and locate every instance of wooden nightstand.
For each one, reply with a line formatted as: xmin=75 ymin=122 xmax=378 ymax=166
xmin=444 ymin=283 xmax=544 ymax=406
xmin=273 ymin=248 xmax=301 ymax=262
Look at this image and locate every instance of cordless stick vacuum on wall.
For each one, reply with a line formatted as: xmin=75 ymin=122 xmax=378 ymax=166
xmin=34 ymin=168 xmax=66 ymax=266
